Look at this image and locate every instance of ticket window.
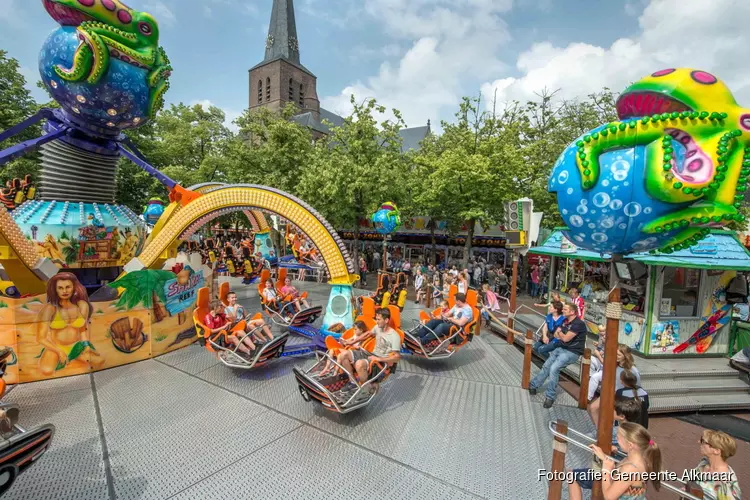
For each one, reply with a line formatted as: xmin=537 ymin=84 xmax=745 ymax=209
xmin=660 ymin=267 xmax=701 ymax=318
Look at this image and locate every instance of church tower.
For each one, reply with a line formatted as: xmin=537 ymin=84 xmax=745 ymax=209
xmin=249 ymin=0 xmax=320 ymax=120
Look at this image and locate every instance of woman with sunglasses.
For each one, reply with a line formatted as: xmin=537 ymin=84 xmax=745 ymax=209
xmin=693 ymin=430 xmax=741 ymax=499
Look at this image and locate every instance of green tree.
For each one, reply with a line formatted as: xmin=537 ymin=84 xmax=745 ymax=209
xmin=232 ymin=104 xmax=313 ymax=194
xmin=115 ymin=103 xmax=237 ymax=212
xmin=298 ymin=96 xmax=409 ymax=271
xmin=0 ymin=50 xmax=41 ymax=185
xmin=416 ymin=95 xmax=512 ymax=267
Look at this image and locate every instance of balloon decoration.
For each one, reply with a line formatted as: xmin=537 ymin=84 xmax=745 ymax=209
xmin=371 ymin=202 xmax=402 ymax=235
xmin=143 ymin=198 xmax=165 ymax=225
xmin=549 ymin=68 xmax=749 ymax=255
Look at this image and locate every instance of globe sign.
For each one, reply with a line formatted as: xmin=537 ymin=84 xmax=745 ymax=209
xmin=371 ymin=202 xmax=402 ymax=235
xmin=143 ymin=199 xmax=166 ymax=225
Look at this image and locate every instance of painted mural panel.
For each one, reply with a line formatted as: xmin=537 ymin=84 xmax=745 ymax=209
xmin=0 ymin=294 xmax=16 ymax=326
xmin=5 ymin=266 xmax=202 ymax=384
xmin=17 ymin=274 xmax=96 ymax=382
xmin=13 ymin=201 xmax=148 ymax=270
xmin=97 ymin=307 xmax=153 ymax=370
xmin=0 ymin=323 xmax=19 ymax=385
xmin=649 ymin=269 xmax=734 ymax=355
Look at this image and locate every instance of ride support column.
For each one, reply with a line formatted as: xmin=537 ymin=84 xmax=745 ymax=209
xmin=508 ymin=250 xmax=518 ymax=330
xmin=591 ymin=260 xmax=621 ymax=500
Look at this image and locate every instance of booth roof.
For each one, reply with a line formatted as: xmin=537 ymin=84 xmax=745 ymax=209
xmin=531 ymin=229 xmax=750 ymax=270
xmin=629 ymin=231 xmax=750 ymax=271
xmin=529 ymin=229 xmax=612 ymax=262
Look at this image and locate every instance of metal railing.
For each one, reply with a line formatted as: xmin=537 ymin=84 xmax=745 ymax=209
xmin=547 ymin=420 xmax=711 ymax=500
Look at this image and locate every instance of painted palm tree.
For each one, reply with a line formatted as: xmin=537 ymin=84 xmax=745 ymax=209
xmin=61 ymin=239 xmax=80 ymax=266
xmin=108 ymin=269 xmax=174 ymax=322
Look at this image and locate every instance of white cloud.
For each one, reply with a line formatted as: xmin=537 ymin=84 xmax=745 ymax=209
xmin=481 ymin=0 xmax=750 ymax=112
xmin=624 ymin=0 xmax=648 ymax=16
xmin=144 ymin=1 xmax=176 ymax=26
xmin=190 ymin=99 xmax=242 ymax=132
xmin=321 ymin=0 xmax=513 ymax=129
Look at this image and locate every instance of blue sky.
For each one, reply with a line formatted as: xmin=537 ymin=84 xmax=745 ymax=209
xmin=1 ymin=0 xmax=748 ymax=131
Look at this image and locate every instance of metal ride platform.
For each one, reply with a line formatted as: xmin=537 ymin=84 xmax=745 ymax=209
xmin=2 ymin=280 xmax=598 ymax=500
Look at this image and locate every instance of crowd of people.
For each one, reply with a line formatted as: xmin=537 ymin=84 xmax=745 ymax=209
xmin=527 ymin=294 xmax=742 ymax=499
xmin=378 ymin=257 xmax=744 ymax=500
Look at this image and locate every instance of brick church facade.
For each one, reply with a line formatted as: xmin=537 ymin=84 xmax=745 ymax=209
xmin=248 ymin=0 xmax=430 ymax=148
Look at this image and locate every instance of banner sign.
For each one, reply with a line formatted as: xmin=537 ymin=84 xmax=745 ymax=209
xmin=164 ymin=268 xmax=204 ymax=315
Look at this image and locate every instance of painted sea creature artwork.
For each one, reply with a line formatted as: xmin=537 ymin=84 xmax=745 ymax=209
xmin=549 ymin=69 xmax=749 ymax=255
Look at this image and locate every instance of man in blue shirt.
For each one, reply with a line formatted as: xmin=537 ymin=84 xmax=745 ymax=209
xmin=528 ymin=302 xmax=586 ymax=408
xmin=415 ymin=292 xmax=473 ymax=344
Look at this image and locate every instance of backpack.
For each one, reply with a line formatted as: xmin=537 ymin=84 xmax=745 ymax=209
xmin=726 ymin=276 xmax=748 ymax=304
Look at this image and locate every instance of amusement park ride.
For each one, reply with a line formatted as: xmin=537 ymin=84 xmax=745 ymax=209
xmin=2 ymin=0 xmax=750 ymax=495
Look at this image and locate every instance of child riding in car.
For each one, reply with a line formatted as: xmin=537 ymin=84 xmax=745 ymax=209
xmin=337 ymin=308 xmax=401 ymax=393
xmin=224 ymin=291 xmax=274 ymax=343
xmin=204 ymin=300 xmax=257 ymax=355
xmin=319 ymin=320 xmax=368 ymax=377
xmin=279 ymin=276 xmax=311 ymax=311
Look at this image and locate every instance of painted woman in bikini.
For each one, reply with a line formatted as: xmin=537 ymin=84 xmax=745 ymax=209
xmin=37 ymin=273 xmax=104 ymax=376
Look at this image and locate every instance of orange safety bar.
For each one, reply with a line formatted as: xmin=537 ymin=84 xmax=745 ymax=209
xmin=360 ymin=296 xmax=376 ymax=320
xmin=448 ymin=285 xmax=458 ymax=308
xmin=387 ymin=304 xmax=402 ymax=331
xmin=219 ymin=282 xmax=230 ymax=306
xmin=276 ymin=268 xmax=288 ymax=293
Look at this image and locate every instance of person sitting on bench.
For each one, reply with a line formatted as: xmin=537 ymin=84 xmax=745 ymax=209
xmin=414 ymin=292 xmax=473 ymax=345
xmin=224 ymin=291 xmax=274 ymax=343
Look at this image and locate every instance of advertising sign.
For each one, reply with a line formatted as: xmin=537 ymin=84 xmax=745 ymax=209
xmin=164 ymin=267 xmax=204 ymax=315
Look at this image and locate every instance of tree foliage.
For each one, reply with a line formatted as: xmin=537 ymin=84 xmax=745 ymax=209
xmin=5 ymin=39 xmax=744 ymax=261
xmin=297 ymin=96 xmax=408 ymax=266
xmin=0 ymin=50 xmax=42 ymax=184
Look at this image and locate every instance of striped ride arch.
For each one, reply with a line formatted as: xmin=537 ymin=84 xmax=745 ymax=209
xmin=136 ymin=184 xmax=357 ymax=284
xmin=187 ymin=183 xmax=269 ymax=232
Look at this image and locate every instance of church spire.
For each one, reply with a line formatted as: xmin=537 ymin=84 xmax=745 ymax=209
xmin=264 ymin=0 xmax=300 ymax=65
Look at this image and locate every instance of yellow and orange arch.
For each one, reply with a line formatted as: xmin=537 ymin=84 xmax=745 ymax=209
xmin=134 ymin=184 xmax=357 ymax=285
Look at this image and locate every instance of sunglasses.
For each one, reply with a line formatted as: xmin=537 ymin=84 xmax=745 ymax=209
xmin=699 ymin=437 xmax=712 ymax=446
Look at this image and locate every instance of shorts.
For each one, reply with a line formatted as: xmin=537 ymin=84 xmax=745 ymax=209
xmin=351 ymin=349 xmax=370 ymax=364
xmin=572 ymin=468 xmax=593 ymax=489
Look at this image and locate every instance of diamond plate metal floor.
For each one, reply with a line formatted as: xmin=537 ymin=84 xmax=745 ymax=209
xmin=2 ymin=279 xmax=591 ymax=499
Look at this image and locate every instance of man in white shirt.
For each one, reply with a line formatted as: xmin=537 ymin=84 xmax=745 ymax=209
xmin=415 ymin=292 xmax=473 ymax=344
xmin=337 ymin=308 xmax=401 ymax=391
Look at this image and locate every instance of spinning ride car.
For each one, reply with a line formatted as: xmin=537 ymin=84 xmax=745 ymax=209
xmin=257 ymin=270 xmax=322 ymax=327
xmin=383 ymin=272 xmax=408 ymax=310
xmin=0 ymin=349 xmax=55 ymax=495
xmin=293 ymin=305 xmax=404 ymax=413
xmin=222 ymin=244 xmax=239 ymax=275
xmin=402 ymin=287 xmax=479 ymax=359
xmin=239 ymin=246 xmax=263 ymax=284
xmin=193 ymin=286 xmax=289 ymax=369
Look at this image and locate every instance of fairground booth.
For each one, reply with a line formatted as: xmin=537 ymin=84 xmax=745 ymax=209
xmin=530 ymin=228 xmax=750 ymax=358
